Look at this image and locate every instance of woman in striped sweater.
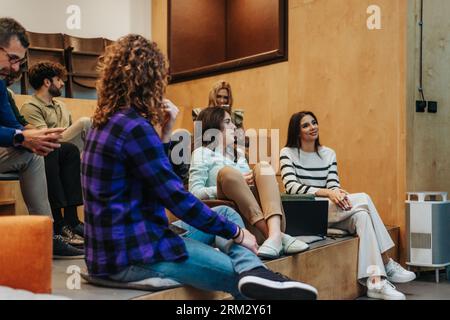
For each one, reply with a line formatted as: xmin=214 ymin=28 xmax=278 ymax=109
xmin=280 ymin=111 xmax=416 ymax=300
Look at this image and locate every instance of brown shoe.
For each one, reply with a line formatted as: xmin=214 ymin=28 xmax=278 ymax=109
xmin=59 ymin=225 xmax=84 ymax=247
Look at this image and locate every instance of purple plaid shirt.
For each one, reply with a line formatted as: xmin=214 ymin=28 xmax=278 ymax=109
xmin=81 ymin=107 xmax=237 ymax=277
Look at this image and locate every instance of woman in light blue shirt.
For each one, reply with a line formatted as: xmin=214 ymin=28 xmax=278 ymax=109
xmin=189 ymin=107 xmax=308 ymax=259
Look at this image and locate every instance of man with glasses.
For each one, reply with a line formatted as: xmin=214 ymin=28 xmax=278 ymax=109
xmin=0 ymin=17 xmax=83 ymax=258
xmin=0 ymin=47 xmax=27 ymax=68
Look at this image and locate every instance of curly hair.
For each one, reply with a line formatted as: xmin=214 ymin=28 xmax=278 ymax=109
xmin=208 ymin=80 xmax=233 ymax=109
xmin=28 ymin=61 xmax=67 ymax=90
xmin=93 ymin=34 xmax=168 ymax=128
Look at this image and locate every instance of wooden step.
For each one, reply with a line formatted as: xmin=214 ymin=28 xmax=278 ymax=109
xmin=0 ymin=199 xmax=16 ymax=216
xmin=133 ymin=237 xmax=360 ymax=300
xmin=133 ymin=226 xmax=400 ymax=300
xmin=0 ymin=199 xmax=15 ymax=206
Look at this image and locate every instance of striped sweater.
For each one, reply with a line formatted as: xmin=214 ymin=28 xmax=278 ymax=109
xmin=280 ymin=146 xmax=340 ymax=195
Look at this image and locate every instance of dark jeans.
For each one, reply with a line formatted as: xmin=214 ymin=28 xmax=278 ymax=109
xmin=44 ymin=142 xmax=83 ymax=211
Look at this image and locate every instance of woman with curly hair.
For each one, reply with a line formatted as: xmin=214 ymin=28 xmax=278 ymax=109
xmin=81 ymin=34 xmax=317 ymax=300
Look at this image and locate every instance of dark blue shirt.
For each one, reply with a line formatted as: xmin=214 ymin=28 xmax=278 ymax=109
xmin=0 ymin=80 xmax=23 ymax=147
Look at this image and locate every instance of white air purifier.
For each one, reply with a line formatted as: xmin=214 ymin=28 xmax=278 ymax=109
xmin=406 ymin=192 xmax=450 ymax=283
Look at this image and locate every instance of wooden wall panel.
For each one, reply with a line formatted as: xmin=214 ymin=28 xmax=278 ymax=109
xmin=287 ymin=0 xmax=408 ymax=260
xmin=227 ymin=0 xmax=279 ymax=60
xmin=153 ymin=0 xmax=409 ymax=260
xmin=169 ymin=0 xmax=226 ymax=72
xmin=152 ymin=0 xmax=169 ymax=56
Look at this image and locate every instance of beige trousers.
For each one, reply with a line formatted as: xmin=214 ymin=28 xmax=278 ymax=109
xmin=216 ymin=162 xmax=286 ymax=244
xmin=327 ymin=193 xmax=395 ymax=279
xmin=61 ymin=117 xmax=92 ymax=152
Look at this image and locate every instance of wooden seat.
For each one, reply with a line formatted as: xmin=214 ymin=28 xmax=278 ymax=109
xmin=103 ymin=38 xmax=114 ymax=48
xmin=0 ymin=172 xmax=19 ymax=181
xmin=64 ymin=35 xmax=107 ymax=90
xmin=0 ymin=174 xmax=19 ymax=216
xmin=21 ymin=32 xmax=67 ymax=95
xmin=130 ymin=226 xmax=399 ymax=300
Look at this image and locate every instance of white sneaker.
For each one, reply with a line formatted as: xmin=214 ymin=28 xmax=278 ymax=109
xmin=367 ymin=280 xmax=406 ymax=300
xmin=385 ymin=258 xmax=416 ymax=283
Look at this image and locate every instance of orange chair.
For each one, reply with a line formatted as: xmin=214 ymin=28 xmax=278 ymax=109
xmin=0 ymin=216 xmax=53 ymax=294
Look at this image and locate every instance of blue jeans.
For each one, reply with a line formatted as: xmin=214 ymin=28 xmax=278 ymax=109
xmin=109 ymin=205 xmax=264 ymax=298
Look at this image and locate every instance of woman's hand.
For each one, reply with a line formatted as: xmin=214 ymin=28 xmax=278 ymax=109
xmin=337 ymin=188 xmax=352 ymax=210
xmin=327 ymin=189 xmax=352 ymax=211
xmin=242 ymin=171 xmax=254 ymax=186
xmin=234 ymin=228 xmax=258 ymax=254
xmin=160 ymin=99 xmax=179 ymax=143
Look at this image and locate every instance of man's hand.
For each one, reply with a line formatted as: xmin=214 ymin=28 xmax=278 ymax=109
xmin=22 ymin=128 xmax=64 ymax=156
xmin=161 ymin=99 xmax=179 ymax=143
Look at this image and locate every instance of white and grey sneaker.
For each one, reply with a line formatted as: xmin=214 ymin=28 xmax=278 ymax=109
xmin=367 ymin=279 xmax=406 ymax=300
xmin=385 ymin=258 xmax=416 ymax=283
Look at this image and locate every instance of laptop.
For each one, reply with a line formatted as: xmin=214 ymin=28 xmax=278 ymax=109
xmin=282 ymin=198 xmax=329 ymax=238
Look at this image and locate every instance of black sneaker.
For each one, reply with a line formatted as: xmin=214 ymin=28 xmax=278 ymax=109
xmin=71 ymin=222 xmax=84 ymax=238
xmin=53 ymin=235 xmax=84 ymax=260
xmin=59 ymin=225 xmax=84 ymax=247
xmin=238 ymin=267 xmax=318 ymax=300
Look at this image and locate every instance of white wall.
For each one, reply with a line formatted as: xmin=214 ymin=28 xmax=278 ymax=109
xmin=0 ymin=0 xmax=151 ymax=40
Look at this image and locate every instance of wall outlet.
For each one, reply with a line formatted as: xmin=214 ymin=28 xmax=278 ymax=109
xmin=416 ymin=101 xmax=426 ymax=112
xmin=427 ymin=101 xmax=437 ymax=113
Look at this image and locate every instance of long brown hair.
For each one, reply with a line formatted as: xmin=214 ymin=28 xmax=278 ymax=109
xmin=208 ymin=80 xmax=233 ymax=109
xmin=93 ymin=34 xmax=168 ymax=128
xmin=195 ymin=107 xmax=227 ymax=148
xmin=285 ymin=111 xmax=322 ymax=155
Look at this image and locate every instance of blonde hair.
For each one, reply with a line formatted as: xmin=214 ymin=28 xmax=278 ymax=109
xmin=93 ymin=34 xmax=168 ymax=128
xmin=207 ymin=80 xmax=233 ymax=109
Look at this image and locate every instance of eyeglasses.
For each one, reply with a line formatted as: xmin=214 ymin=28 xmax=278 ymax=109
xmin=0 ymin=47 xmax=27 ymax=66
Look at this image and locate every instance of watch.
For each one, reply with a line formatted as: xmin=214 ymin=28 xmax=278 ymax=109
xmin=13 ymin=130 xmax=25 ymax=146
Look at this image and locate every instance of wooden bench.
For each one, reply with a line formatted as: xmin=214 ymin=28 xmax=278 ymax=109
xmin=0 ymin=173 xmax=19 ymax=216
xmin=129 ymin=226 xmax=399 ymax=300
